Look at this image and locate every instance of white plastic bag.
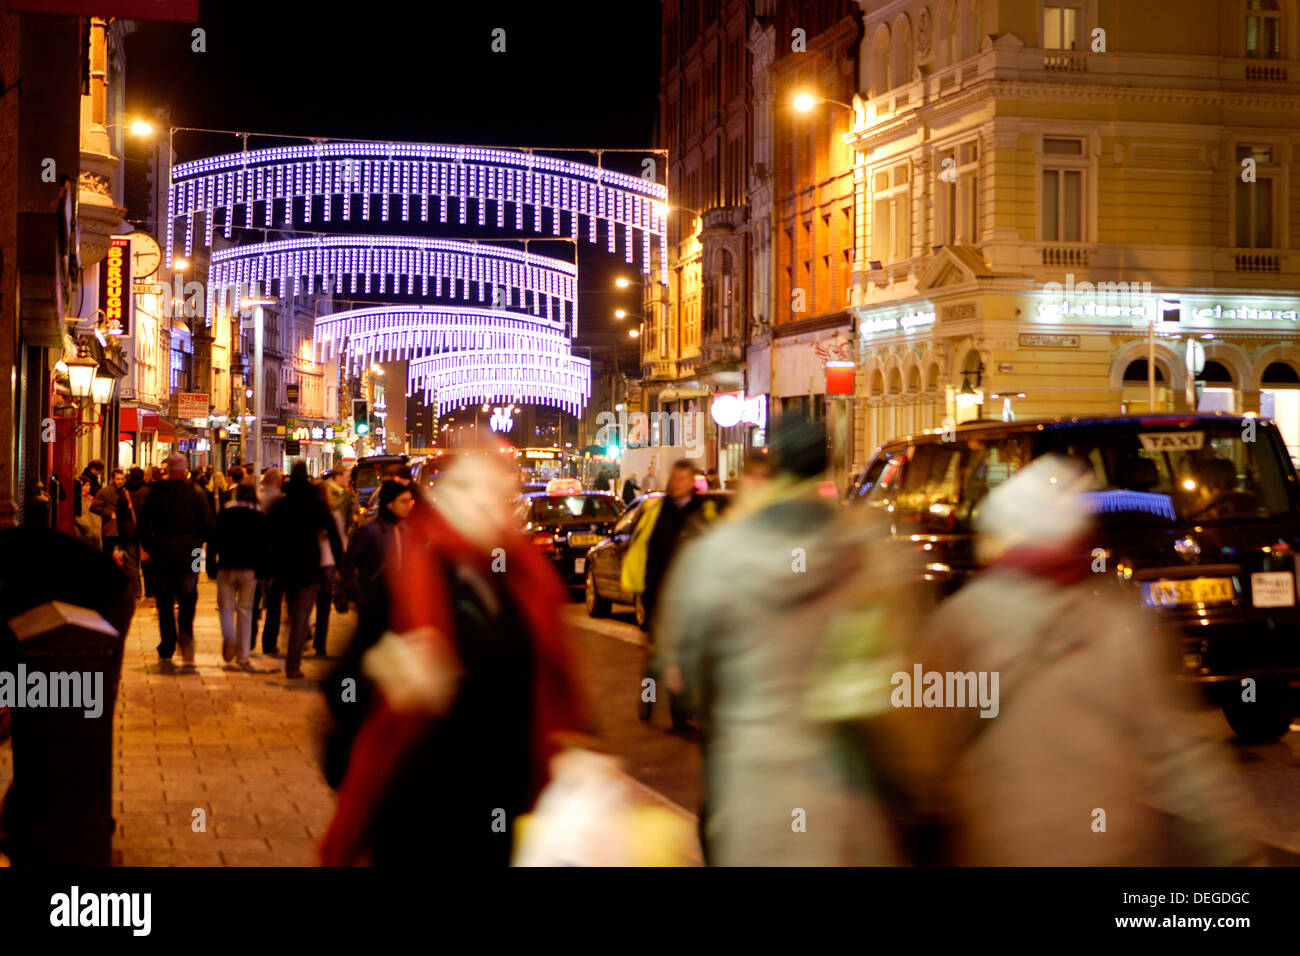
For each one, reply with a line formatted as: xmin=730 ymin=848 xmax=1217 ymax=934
xmin=512 ymin=749 xmax=636 ymax=867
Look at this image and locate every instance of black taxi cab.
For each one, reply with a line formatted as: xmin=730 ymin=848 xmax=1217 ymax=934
xmin=851 ymin=414 xmax=1300 ymax=742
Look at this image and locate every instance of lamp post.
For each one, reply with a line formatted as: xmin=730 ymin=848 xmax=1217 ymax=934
xmin=242 ymin=294 xmax=277 ymax=480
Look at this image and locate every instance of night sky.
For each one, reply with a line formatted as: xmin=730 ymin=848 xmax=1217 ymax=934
xmin=124 ymin=0 xmax=664 ymax=343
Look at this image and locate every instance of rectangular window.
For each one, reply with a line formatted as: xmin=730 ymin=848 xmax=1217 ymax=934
xmin=1234 ymin=145 xmax=1277 ymax=248
xmin=1043 ymin=4 xmax=1080 ymax=50
xmin=1041 ymin=138 xmax=1085 ymax=242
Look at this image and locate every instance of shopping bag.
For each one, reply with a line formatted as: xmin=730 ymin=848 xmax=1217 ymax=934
xmin=512 ymin=749 xmax=696 ymax=867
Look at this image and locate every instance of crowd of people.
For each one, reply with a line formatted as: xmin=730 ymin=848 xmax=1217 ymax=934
xmin=76 ymin=453 xmax=415 ymax=682
xmin=64 ymin=418 xmax=1262 ymax=867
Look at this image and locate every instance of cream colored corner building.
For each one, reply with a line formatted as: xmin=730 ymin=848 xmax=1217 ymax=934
xmin=850 ymin=0 xmax=1300 ymax=467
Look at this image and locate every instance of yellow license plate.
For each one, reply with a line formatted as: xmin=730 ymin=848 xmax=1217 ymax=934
xmin=1144 ymin=577 xmax=1235 ymax=608
xmin=568 ymin=533 xmax=600 ymax=547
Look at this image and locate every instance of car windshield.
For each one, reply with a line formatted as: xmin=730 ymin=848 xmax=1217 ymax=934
xmin=1042 ymin=422 xmax=1295 ymax=524
xmin=529 ymin=495 xmax=622 ymax=522
xmin=353 ymin=463 xmax=381 ymax=491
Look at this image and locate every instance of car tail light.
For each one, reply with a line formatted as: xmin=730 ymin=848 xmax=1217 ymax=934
xmin=532 ymin=533 xmax=555 ymax=553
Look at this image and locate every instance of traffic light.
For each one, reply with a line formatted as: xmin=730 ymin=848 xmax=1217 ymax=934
xmin=353 ymin=398 xmax=370 ymax=435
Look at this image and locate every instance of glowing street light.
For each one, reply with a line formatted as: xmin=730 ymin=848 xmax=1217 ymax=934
xmin=615 ymin=277 xmax=630 ymax=288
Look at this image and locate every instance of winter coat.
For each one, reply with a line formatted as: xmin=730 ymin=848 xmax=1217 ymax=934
xmin=915 ymin=567 xmax=1255 ymax=866
xmin=653 ymin=485 xmax=907 ymax=866
xmin=213 ymin=501 xmax=270 ymax=574
xmin=89 ymin=484 xmax=122 ymax=538
xmin=266 ymin=482 xmax=345 ymax=589
xmin=137 ymin=478 xmax=217 ymax=570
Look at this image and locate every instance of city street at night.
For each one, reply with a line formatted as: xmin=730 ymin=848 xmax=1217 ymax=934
xmin=5 ymin=0 xmax=1300 ymax=940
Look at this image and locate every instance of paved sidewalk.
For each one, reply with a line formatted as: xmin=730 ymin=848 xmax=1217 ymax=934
xmin=111 ymin=576 xmax=345 ymax=866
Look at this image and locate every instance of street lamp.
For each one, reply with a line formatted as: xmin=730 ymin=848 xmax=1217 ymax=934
xmin=615 ymin=276 xmax=631 ymax=289
xmin=66 ymin=347 xmax=98 ymax=399
xmin=90 ymin=371 xmax=114 ymax=406
xmin=242 ymin=294 xmax=278 ymax=480
xmin=792 ymin=92 xmax=856 ymax=112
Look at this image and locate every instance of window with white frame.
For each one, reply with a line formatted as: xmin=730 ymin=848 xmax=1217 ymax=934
xmin=1245 ymin=0 xmax=1282 ymax=58
xmin=1042 ymin=3 xmax=1082 ymax=49
xmin=873 ymin=164 xmax=911 ymax=263
xmin=937 ymin=141 xmax=980 ymax=245
xmin=1041 ymin=137 xmax=1086 ymax=242
xmin=1234 ymin=145 xmax=1277 ymax=248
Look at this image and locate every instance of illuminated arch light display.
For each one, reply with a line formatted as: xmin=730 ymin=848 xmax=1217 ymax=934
xmin=408 ymin=349 xmax=591 ymax=417
xmin=208 ymin=237 xmax=578 ymax=330
xmin=168 ymin=143 xmax=668 ymax=277
xmin=313 ymin=305 xmax=570 ymax=373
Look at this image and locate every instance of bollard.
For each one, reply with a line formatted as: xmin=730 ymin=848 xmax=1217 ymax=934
xmin=6 ymin=601 xmax=124 ymax=866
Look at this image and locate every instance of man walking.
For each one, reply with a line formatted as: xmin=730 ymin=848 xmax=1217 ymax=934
xmin=138 ymin=453 xmax=216 ymax=664
xmin=266 ymin=463 xmax=345 ymax=679
xmin=256 ymin=467 xmax=286 ymax=651
xmin=90 ymin=467 xmax=126 ymax=555
xmin=214 ymin=483 xmax=269 ymax=669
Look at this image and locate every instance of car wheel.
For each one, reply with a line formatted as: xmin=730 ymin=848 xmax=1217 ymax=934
xmin=585 ymin=567 xmax=611 ymax=618
xmin=634 ymin=593 xmax=648 ymax=631
xmin=1222 ymin=685 xmax=1294 ymax=743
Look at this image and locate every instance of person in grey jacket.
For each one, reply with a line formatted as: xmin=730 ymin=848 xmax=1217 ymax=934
xmin=655 ymin=416 xmax=910 ymax=865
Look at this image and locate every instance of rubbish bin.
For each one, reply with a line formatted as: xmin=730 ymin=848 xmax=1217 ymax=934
xmin=6 ymin=601 xmax=125 ymax=866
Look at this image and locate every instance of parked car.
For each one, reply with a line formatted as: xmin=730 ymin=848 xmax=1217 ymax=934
xmin=351 ymin=454 xmax=414 ymax=502
xmin=850 ymin=413 xmax=1300 ymax=742
xmin=514 ymin=490 xmax=625 ymax=590
xmin=584 ymin=490 xmax=735 ymax=628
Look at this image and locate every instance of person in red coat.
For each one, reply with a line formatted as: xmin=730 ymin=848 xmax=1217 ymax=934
xmin=319 ymin=454 xmax=589 ymax=866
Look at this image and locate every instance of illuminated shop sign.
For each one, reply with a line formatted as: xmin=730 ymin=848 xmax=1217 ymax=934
xmin=857 ymin=310 xmax=936 ymax=336
xmin=1037 ymin=299 xmax=1298 ymax=321
xmin=101 ymin=236 xmax=132 ymax=337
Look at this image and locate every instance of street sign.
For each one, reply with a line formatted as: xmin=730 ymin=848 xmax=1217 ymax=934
xmin=176 ymin=392 xmax=208 ymax=418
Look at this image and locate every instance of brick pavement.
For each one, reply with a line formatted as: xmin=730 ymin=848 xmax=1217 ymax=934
xmin=111 ymin=576 xmax=343 ymax=866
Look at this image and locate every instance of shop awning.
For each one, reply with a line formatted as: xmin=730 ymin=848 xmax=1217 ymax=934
xmin=120 ymin=408 xmax=160 ymax=433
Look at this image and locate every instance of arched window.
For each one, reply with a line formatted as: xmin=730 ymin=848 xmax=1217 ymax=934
xmin=870 ymin=25 xmax=891 ymax=96
xmin=1246 ymin=0 xmax=1283 ymax=58
xmin=1201 ymin=361 xmax=1233 ymax=384
xmin=1123 ymin=359 xmax=1165 ymax=383
xmin=892 ymin=16 xmax=913 ymax=88
xmin=938 ymin=0 xmax=957 ymax=68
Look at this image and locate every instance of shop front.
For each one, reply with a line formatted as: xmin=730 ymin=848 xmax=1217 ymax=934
xmin=853 ymin=279 xmax=1300 ymax=465
xmin=118 ymin=407 xmax=161 ymax=469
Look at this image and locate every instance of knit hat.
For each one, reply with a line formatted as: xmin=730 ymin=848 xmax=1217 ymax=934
xmin=975 ymin=454 xmax=1095 ymax=563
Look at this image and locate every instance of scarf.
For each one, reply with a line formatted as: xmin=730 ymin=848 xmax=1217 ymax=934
xmin=318 ymin=499 xmax=588 ymax=865
xmin=986 ymin=532 xmax=1096 ymax=586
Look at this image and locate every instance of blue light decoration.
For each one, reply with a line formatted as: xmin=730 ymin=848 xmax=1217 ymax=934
xmin=1080 ymin=490 xmax=1178 ymax=522
xmin=165 ymin=142 xmax=668 ymax=282
xmin=207 ymin=236 xmax=579 ymax=331
xmin=313 ymin=305 xmax=591 ymax=417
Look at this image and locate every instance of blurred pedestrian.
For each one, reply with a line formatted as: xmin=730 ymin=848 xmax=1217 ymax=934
xmin=705 ymin=468 xmax=720 ymax=490
xmin=116 ymin=467 xmax=144 ymax=601
xmin=255 ymin=466 xmax=286 ymax=650
xmin=655 ymin=415 xmax=908 ymax=865
xmin=266 ymin=462 xmax=344 ymax=679
xmin=902 ymin=455 xmax=1256 ymax=865
xmin=90 ymin=467 xmax=126 ymax=556
xmin=322 ymin=480 xmax=416 ymax=788
xmin=138 ymin=453 xmax=216 ymax=664
xmin=79 ymin=459 xmax=105 ymax=497
xmin=318 ymin=455 xmax=588 ymax=866
xmin=214 ymin=483 xmax=269 ymax=669
xmin=621 ymin=471 xmax=640 ymax=505
xmin=641 ymin=462 xmax=659 ymax=492
xmin=623 ymin=458 xmax=723 ymax=731
xmin=310 ymin=478 xmax=343 ymax=657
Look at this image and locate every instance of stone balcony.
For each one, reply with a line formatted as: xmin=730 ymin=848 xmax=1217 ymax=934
xmin=78 ymin=128 xmax=125 ymax=268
